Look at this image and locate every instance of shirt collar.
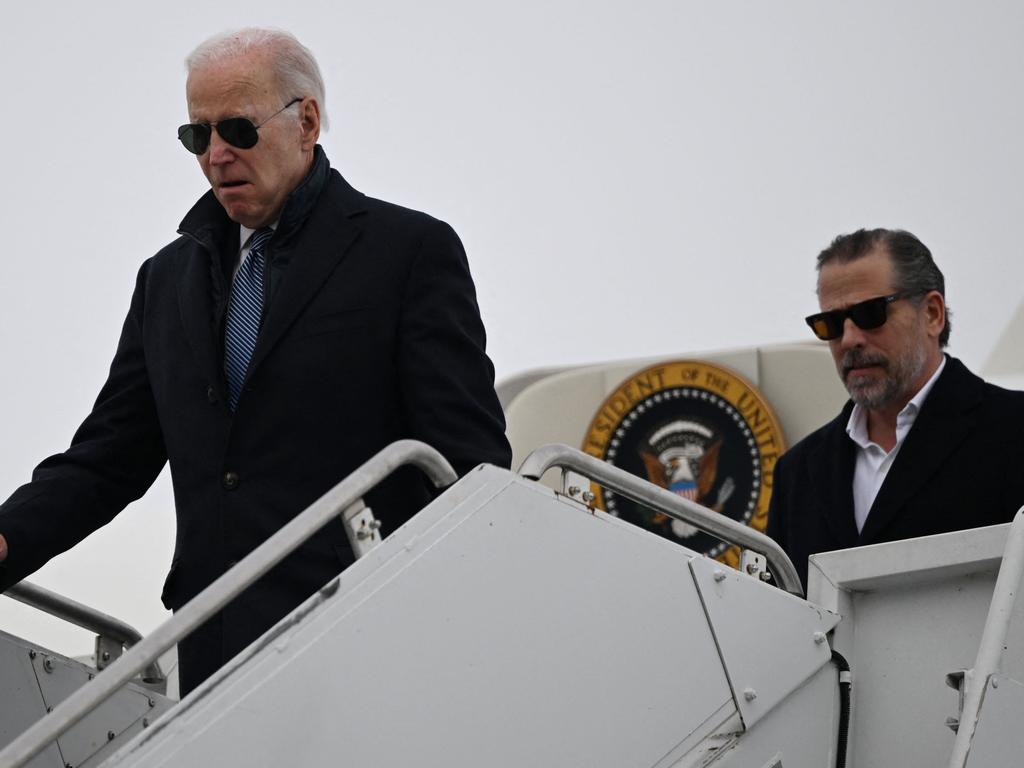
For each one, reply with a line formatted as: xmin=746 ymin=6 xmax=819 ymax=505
xmin=239 ymin=221 xmax=278 ymax=253
xmin=846 ymin=355 xmax=947 ymax=449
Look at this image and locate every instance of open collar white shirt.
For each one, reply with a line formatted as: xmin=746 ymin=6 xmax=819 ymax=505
xmin=845 ymin=356 xmax=946 ymax=534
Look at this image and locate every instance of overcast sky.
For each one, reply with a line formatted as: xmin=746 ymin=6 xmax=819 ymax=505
xmin=3 ymin=1 xmax=1023 ymax=659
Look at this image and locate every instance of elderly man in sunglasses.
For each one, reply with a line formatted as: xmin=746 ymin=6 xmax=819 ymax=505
xmin=0 ymin=28 xmax=511 ymax=694
xmin=766 ymin=228 xmax=1024 ymax=588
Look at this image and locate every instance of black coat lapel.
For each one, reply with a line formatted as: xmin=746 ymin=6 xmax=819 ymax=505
xmin=815 ymin=407 xmax=861 ymax=548
xmin=245 ymin=173 xmax=366 ymax=377
xmin=859 ymin=357 xmax=983 ymax=543
xmin=176 ymin=241 xmax=226 ymax=399
xmin=175 ymin=190 xmax=239 ymax=400
xmin=174 ymin=151 xmax=366 ymax=391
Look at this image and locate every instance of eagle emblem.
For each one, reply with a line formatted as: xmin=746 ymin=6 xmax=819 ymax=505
xmin=581 ymin=360 xmax=784 ymax=565
xmin=639 ymin=420 xmax=735 ymax=538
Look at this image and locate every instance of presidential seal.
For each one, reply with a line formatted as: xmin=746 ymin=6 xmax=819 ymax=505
xmin=581 ymin=360 xmax=785 ymax=568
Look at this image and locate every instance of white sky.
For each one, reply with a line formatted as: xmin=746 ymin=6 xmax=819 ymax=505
xmin=2 ymin=0 xmax=1023 ymax=657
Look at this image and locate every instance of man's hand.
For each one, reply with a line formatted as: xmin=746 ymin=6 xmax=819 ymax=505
xmin=0 ymin=533 xmax=7 ymax=562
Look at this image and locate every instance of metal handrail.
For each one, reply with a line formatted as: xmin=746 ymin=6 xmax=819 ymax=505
xmin=518 ymin=443 xmax=803 ymax=595
xmin=5 ymin=580 xmax=164 ymax=684
xmin=947 ymin=506 xmax=1024 ymax=767
xmin=0 ymin=439 xmax=457 ymax=768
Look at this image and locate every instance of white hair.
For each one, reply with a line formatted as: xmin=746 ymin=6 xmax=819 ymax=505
xmin=186 ymin=28 xmax=329 ymax=129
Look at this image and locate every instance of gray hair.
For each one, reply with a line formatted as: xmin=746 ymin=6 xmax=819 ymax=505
xmin=186 ymin=28 xmax=329 ymax=130
xmin=816 ymin=228 xmax=952 ymax=347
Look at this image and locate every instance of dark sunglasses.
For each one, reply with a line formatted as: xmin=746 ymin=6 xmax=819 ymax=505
xmin=177 ymin=97 xmax=302 ymax=155
xmin=805 ymin=292 xmax=921 ymax=341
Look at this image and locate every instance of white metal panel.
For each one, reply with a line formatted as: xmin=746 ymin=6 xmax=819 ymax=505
xmin=965 ymin=674 xmax=1024 ymax=764
xmin=698 ymin=665 xmax=839 ymax=768
xmin=0 ymin=633 xmax=63 ymax=768
xmin=29 ymin=651 xmax=158 ymax=768
xmin=28 ymin=651 xmax=168 ymax=768
xmin=110 ymin=467 xmax=739 ymax=768
xmin=0 ymin=630 xmax=173 ymax=768
xmin=849 ymin=580 xmax=993 ymax=767
xmin=982 ymin=299 xmax=1024 ymax=380
xmin=807 ymin=524 xmax=1010 ymax=610
xmin=809 ymin=523 xmax=1024 ymax=768
xmin=689 ymin=558 xmax=838 ymax=729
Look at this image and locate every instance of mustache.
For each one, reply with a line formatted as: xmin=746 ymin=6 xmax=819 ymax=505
xmin=841 ymin=350 xmax=887 ymax=376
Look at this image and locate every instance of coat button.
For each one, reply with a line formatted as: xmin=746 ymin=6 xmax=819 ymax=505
xmin=222 ymin=472 xmax=239 ymax=490
xmin=206 ymin=385 xmax=218 ymax=404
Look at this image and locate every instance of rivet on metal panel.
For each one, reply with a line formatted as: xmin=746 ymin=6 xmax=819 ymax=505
xmin=101 ymin=651 xmax=111 ymax=662
xmin=28 ymin=650 xmax=36 ymax=659
xmin=744 ymin=688 xmax=757 ymax=702
xmin=107 ymin=731 xmax=116 ymax=741
xmin=356 ymin=520 xmax=373 ymax=541
xmin=148 ymin=698 xmax=155 ymax=708
xmin=992 ymin=677 xmax=999 ymax=689
xmin=713 ymin=570 xmax=727 ymax=583
xmin=43 ymin=657 xmax=55 ymax=673
xmin=46 ymin=706 xmax=52 ymax=713
xmin=813 ymin=632 xmax=827 ymax=645
xmin=567 ymin=486 xmax=581 ymax=497
xmin=581 ymin=491 xmax=595 ymax=503
xmin=143 ymin=718 xmax=150 ymax=728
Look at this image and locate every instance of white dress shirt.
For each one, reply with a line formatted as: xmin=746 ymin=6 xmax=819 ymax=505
xmin=846 ymin=356 xmax=946 ymax=533
xmin=234 ymin=222 xmax=278 ymax=279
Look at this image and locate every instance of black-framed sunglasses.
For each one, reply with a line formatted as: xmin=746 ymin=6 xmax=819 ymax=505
xmin=805 ymin=292 xmax=921 ymax=341
xmin=177 ymin=97 xmax=302 ymax=155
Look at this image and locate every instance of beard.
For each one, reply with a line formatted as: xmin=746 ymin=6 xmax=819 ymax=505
xmin=840 ymin=343 xmax=928 ymax=411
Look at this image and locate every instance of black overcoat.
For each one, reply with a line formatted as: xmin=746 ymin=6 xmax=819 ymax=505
xmin=0 ymin=149 xmax=512 ymax=691
xmin=767 ymin=356 xmax=1024 ymax=589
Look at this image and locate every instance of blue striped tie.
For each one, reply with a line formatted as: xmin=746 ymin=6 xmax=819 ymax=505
xmin=225 ymin=227 xmax=273 ymax=411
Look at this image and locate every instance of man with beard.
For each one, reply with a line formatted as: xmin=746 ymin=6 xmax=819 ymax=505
xmin=766 ymin=228 xmax=1024 ymax=588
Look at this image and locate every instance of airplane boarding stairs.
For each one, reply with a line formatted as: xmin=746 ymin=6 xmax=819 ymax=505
xmin=2 ymin=440 xmax=1024 ymax=767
